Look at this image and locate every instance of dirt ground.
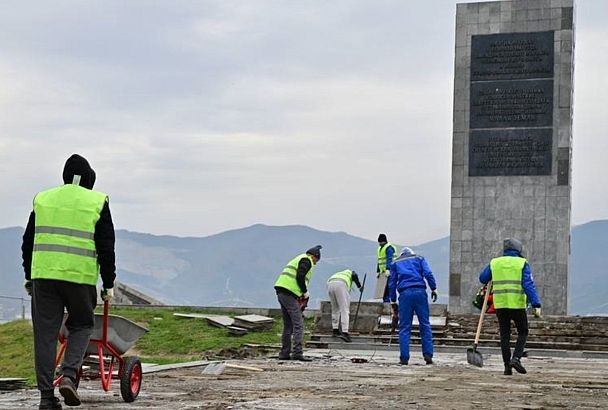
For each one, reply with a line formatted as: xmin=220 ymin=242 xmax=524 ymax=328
xmin=2 ymin=349 xmax=608 ymax=409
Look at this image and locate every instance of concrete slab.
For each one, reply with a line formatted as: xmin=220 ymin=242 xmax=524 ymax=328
xmin=206 ymin=316 xmax=235 ymax=328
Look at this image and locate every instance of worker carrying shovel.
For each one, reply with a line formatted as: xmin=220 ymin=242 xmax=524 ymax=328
xmin=478 ymin=238 xmax=542 ymax=375
xmin=388 ymin=247 xmax=438 ymax=365
xmin=326 ymin=269 xmax=363 ymax=343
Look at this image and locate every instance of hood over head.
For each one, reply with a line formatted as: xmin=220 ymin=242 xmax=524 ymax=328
xmin=503 ymin=238 xmax=523 ymax=255
xmin=62 ymin=154 xmax=96 ymax=189
xmin=399 ymin=247 xmax=416 ymax=258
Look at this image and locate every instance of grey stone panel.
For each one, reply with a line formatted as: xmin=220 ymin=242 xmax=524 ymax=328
xmin=450 ymin=1 xmax=572 ymax=315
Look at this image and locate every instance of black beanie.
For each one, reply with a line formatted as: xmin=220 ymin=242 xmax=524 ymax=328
xmin=306 ymin=245 xmax=322 ymax=259
xmin=378 ymin=233 xmax=387 ymax=243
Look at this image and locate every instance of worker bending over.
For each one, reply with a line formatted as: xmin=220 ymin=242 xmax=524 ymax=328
xmin=326 ymin=269 xmax=363 ymax=342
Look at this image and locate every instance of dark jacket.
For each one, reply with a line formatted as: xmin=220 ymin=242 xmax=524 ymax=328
xmin=22 ymin=154 xmax=116 ymax=289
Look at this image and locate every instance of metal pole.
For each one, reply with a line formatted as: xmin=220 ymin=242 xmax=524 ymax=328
xmin=352 ymin=273 xmax=367 ymax=331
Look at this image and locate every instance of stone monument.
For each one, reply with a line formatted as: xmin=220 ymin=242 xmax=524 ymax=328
xmin=449 ymin=0 xmax=575 ymax=315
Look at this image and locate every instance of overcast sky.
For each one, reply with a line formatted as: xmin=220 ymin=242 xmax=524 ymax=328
xmin=0 ymin=0 xmax=606 ymax=245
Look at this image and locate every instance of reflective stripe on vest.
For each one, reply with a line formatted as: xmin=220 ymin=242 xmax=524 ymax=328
xmin=32 ymin=184 xmax=107 ymax=286
xmin=274 ymin=253 xmax=314 ymax=297
xmin=327 ymin=269 xmax=354 ymax=290
xmin=377 ymin=243 xmax=398 ymax=272
xmin=490 ymin=256 xmax=527 ymax=309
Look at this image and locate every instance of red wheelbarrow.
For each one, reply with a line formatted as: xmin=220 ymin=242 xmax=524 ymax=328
xmin=53 ymin=301 xmax=149 ymax=403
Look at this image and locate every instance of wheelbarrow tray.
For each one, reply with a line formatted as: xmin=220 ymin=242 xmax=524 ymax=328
xmin=60 ymin=313 xmax=148 ymax=356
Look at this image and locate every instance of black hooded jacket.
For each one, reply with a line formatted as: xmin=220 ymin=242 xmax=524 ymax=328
xmin=21 ymin=154 xmax=116 ymax=289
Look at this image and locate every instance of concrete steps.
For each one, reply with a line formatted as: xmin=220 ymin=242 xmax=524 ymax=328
xmin=306 ymin=333 xmax=608 ymax=351
xmin=313 ymin=301 xmax=608 ymax=353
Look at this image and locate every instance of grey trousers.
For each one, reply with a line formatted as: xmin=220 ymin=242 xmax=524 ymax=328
xmin=31 ymin=279 xmax=97 ymax=395
xmin=277 ymin=292 xmax=304 ymax=357
xmin=327 ymin=280 xmax=351 ymax=333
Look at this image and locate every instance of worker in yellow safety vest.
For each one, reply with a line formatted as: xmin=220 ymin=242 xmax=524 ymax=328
xmin=274 ymin=245 xmax=321 ymax=362
xmin=326 ymin=269 xmax=363 ymax=343
xmin=21 ymin=154 xmax=116 ymax=409
xmin=376 ymin=233 xmax=398 ymax=302
xmin=479 ymin=238 xmax=542 ymax=376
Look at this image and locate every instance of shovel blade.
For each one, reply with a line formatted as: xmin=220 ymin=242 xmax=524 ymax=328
xmin=467 ymin=347 xmax=484 ymax=368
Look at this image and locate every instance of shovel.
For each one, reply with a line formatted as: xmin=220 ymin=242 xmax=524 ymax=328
xmin=467 ymin=281 xmax=492 ymax=367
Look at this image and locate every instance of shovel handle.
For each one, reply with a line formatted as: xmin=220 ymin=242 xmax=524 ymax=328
xmin=474 ymin=281 xmax=492 ymax=346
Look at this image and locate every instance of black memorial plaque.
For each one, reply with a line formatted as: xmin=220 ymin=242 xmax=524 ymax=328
xmin=471 ymin=31 xmax=554 ymax=81
xmin=469 ymin=128 xmax=552 ymax=176
xmin=470 ymin=79 xmax=553 ymax=129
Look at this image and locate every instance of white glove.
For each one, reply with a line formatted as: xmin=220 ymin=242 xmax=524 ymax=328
xmin=383 ymin=270 xmax=390 ymax=278
xmin=101 ymin=288 xmax=114 ymax=302
xmin=302 ymin=292 xmax=310 ymax=299
xmin=533 ymin=307 xmax=542 ymax=318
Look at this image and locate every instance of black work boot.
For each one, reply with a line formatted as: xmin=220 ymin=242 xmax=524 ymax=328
xmin=423 ymin=355 xmax=433 ymax=365
xmin=504 ymin=364 xmax=513 ymax=375
xmin=332 ymin=329 xmax=340 ymax=338
xmin=339 ymin=332 xmax=352 ymax=343
xmin=509 ymin=357 xmax=527 ymax=374
xmin=399 ymin=359 xmax=408 ymax=365
xmin=58 ymin=377 xmax=81 ymax=406
xmin=39 ymin=396 xmax=62 ymax=410
xmin=291 ymin=354 xmax=313 ymax=362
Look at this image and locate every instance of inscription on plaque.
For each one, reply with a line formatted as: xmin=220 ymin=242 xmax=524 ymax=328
xmin=469 ymin=31 xmax=555 ymax=177
xmin=470 ymin=79 xmax=553 ymax=129
xmin=469 ymin=129 xmax=552 ymax=176
xmin=471 ymin=31 xmax=554 ymax=81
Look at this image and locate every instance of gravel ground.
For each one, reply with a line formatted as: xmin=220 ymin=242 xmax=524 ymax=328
xmin=2 ymin=350 xmax=608 ymax=409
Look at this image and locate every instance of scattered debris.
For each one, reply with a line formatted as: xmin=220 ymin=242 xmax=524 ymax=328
xmin=0 ymin=378 xmax=27 ymax=391
xmin=227 ymin=325 xmax=248 ymax=336
xmin=143 ymin=360 xmax=212 ymax=375
xmin=202 ymin=362 xmax=226 ymax=376
xmin=233 ymin=314 xmax=274 ymax=331
xmin=202 ymin=362 xmax=263 ymax=376
xmin=203 ymin=346 xmax=258 ymax=360
xmin=207 ymin=316 xmax=235 ymax=328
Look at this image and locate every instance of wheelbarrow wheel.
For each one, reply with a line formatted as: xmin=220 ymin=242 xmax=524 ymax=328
xmin=120 ymin=356 xmax=142 ymax=402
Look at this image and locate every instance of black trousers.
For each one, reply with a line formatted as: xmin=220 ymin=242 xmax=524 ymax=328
xmin=495 ymin=308 xmax=528 ymax=365
xmin=31 ymin=279 xmax=97 ymax=395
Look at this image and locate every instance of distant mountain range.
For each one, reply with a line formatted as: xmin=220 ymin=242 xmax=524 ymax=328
xmin=1 ymin=221 xmax=606 ymax=317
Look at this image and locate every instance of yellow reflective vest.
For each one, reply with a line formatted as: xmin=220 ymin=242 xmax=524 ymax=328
xmin=327 ymin=269 xmax=354 ymax=290
xmin=32 ymin=184 xmax=107 ymax=286
xmin=491 ymin=256 xmax=527 ymax=309
xmin=274 ymin=254 xmax=314 ymax=297
xmin=377 ymin=242 xmax=398 ymax=272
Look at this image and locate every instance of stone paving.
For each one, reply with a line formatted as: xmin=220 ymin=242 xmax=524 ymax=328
xmin=2 ymin=349 xmax=607 ymax=409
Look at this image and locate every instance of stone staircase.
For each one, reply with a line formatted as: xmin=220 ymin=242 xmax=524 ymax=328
xmin=306 ymin=301 xmax=608 ymax=353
